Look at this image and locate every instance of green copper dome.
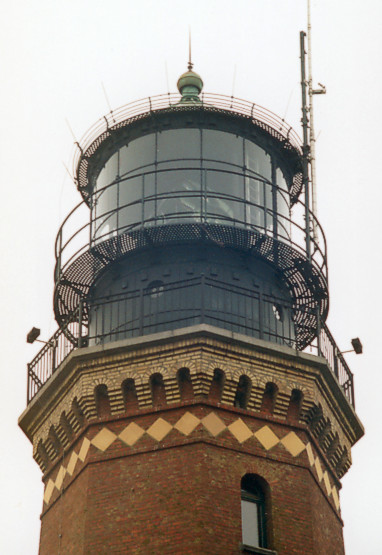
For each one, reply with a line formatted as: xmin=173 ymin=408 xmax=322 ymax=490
xmin=177 ymin=68 xmax=203 ymax=103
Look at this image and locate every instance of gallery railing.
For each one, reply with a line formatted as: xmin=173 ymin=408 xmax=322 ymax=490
xmin=55 ymin=170 xmax=327 ymax=287
xmin=26 ymin=277 xmax=354 ymax=407
xmin=72 ymin=92 xmax=303 ymax=188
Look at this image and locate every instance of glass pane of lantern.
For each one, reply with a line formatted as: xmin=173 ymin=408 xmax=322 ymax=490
xmin=119 ymin=134 xmax=156 ymax=177
xmin=245 ymin=140 xmax=271 ymax=180
xmin=203 ymin=130 xmax=244 ymax=168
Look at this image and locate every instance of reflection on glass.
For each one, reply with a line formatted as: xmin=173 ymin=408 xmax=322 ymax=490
xmin=264 ymin=183 xmax=273 ymax=233
xmin=206 ymin=168 xmax=244 ymax=198
xmin=157 ymin=169 xmax=201 ymax=223
xmin=157 ymin=196 xmax=201 ymax=222
xmin=241 ymin=499 xmax=260 ymax=547
xmin=144 ymin=200 xmax=156 ymax=225
xmin=203 ymin=130 xmax=244 ymax=167
xmin=118 ymin=176 xmax=143 ymax=231
xmin=95 ymin=214 xmax=117 ymax=242
xmin=143 ymin=172 xmax=156 ymax=199
xmin=158 ymin=129 xmax=200 ymax=161
xmin=95 ymin=185 xmax=117 ymax=219
xmin=206 ymin=196 xmax=244 ymax=222
xmin=119 ymin=135 xmax=156 ymax=178
xmin=246 ymin=178 xmax=264 ymax=230
xmin=92 ymin=129 xmax=292 ymax=240
xmin=97 ymin=152 xmax=119 ymax=192
xmin=119 ymin=176 xmax=142 ymax=206
xmin=278 ymin=190 xmax=289 ymax=217
xmin=157 ymin=169 xmax=201 ymax=196
xmin=276 ymin=167 xmax=287 ymax=188
xmin=245 ymin=140 xmax=271 ymax=180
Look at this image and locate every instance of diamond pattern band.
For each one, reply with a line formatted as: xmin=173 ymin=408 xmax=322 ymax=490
xmin=43 ymin=411 xmax=339 ymax=511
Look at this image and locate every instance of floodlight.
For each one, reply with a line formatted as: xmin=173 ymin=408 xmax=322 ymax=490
xmin=27 ymin=327 xmax=41 ymax=344
xmin=351 ymin=337 xmax=363 ymax=355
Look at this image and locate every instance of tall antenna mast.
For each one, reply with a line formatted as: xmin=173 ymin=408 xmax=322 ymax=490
xmin=307 ymin=0 xmax=326 ymax=241
xmin=300 ymin=31 xmax=311 ymax=262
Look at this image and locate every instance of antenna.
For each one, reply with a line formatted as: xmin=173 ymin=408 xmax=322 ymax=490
xmin=188 ymin=26 xmax=193 ymax=71
xmin=231 ymin=64 xmax=237 ymax=98
xmin=62 ymin=161 xmax=76 ymax=185
xmin=101 ymin=82 xmax=115 ymax=122
xmin=300 ymin=31 xmax=311 ymax=262
xmin=282 ymin=88 xmax=294 ymax=123
xmin=307 ymin=0 xmax=326 ymax=242
xmin=65 ymin=118 xmax=84 ymax=158
xmin=65 ymin=118 xmax=77 ymax=143
xmin=165 ymin=61 xmax=170 ymax=94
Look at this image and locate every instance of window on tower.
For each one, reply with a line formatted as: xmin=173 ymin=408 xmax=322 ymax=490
xmin=241 ymin=474 xmax=273 ymax=553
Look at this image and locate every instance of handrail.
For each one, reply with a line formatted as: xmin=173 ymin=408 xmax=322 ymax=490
xmin=54 ymin=167 xmax=327 ymax=289
xmin=26 ymin=285 xmax=354 ymax=407
xmin=27 ymin=311 xmax=81 ymax=403
xmin=319 ymin=323 xmax=355 ymax=407
xmin=72 ymin=92 xmax=303 ymax=187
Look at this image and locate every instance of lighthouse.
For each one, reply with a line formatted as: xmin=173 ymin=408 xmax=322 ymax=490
xmin=19 ymin=62 xmax=363 ymax=554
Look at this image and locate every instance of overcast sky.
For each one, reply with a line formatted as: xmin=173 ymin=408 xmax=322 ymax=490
xmin=1 ymin=1 xmax=381 ymax=553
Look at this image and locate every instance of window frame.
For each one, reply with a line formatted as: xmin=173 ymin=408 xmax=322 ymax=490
xmin=241 ymin=486 xmax=267 ymax=549
xmin=241 ymin=474 xmax=275 ymax=553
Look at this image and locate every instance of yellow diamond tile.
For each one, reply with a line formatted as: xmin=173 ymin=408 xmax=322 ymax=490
xmin=332 ymin=487 xmax=340 ymax=511
xmin=323 ymin=472 xmax=332 ymax=496
xmin=147 ymin=418 xmax=173 ymax=441
xmin=254 ymin=426 xmax=279 ymax=450
xmin=55 ymin=466 xmax=66 ymax=490
xmin=78 ymin=437 xmax=91 ymax=462
xmin=91 ymin=428 xmax=117 ymax=452
xmin=66 ymin=452 xmax=78 ymax=476
xmin=174 ymin=412 xmax=200 ymax=436
xmin=119 ymin=423 xmax=145 ymax=446
xmin=228 ymin=418 xmax=253 ymax=443
xmin=201 ymin=413 xmax=226 ymax=437
xmin=305 ymin=442 xmax=315 ymax=466
xmin=314 ymin=457 xmax=323 ymax=482
xmin=44 ymin=479 xmax=55 ymax=504
xmin=280 ymin=432 xmax=306 ymax=457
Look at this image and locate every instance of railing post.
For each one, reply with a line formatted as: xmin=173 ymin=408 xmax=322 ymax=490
xmin=139 ymin=288 xmax=144 ymax=336
xmin=55 ymin=229 xmax=62 ymax=283
xmin=27 ymin=363 xmax=31 ymax=404
xmin=89 ymin=198 xmax=94 ymax=247
xmin=351 ymin=376 xmax=355 ymax=409
xmin=316 ymin=305 xmax=321 ymax=357
xmin=51 ymin=339 xmax=57 ymax=372
xmin=200 ymin=274 xmax=205 ymax=320
xmin=333 ymin=346 xmax=339 ymax=379
xmin=259 ymin=289 xmax=264 ymax=340
xmin=78 ymin=298 xmax=83 ymax=348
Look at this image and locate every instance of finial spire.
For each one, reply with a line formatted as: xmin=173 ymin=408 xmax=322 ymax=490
xmin=177 ymin=29 xmax=203 ymax=102
xmin=188 ymin=27 xmax=193 ymax=71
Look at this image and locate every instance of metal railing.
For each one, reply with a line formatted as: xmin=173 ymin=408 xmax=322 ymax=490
xmin=53 ymin=168 xmax=328 ymax=351
xmin=317 ymin=325 xmax=355 ymax=407
xmin=72 ymin=92 xmax=303 ymax=189
xmin=27 ymin=280 xmax=354 ymax=407
xmin=55 ymin=170 xmax=327 ymax=287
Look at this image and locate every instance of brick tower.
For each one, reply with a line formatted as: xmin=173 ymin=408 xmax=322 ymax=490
xmin=19 ymin=64 xmax=363 ymax=554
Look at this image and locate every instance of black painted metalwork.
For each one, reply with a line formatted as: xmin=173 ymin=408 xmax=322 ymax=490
xmin=300 ymin=31 xmax=312 ymax=262
xmin=25 ymin=88 xmax=355 ymax=409
xmin=71 ymin=93 xmax=303 ymax=203
xmin=26 ymin=300 xmax=354 ymax=406
xmin=53 ymin=105 xmax=329 ymax=351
